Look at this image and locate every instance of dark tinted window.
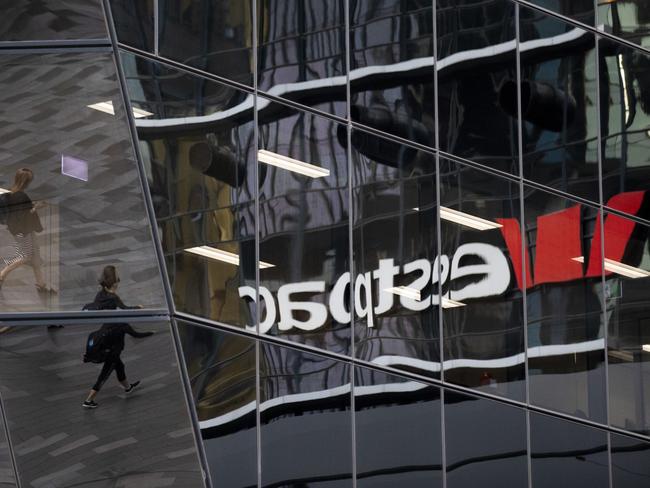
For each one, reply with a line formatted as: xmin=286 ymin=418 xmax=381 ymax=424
xmin=519 ymin=6 xmax=599 ymax=203
xmin=611 ymin=432 xmax=650 ymax=488
xmin=350 ymin=0 xmax=434 ymax=147
xmin=109 ymin=0 xmax=154 ymax=52
xmin=159 ymin=0 xmax=254 ymax=86
xmin=260 ymin=342 xmax=352 ymax=487
xmin=444 ymin=390 xmax=528 ymax=488
xmin=530 ymin=412 xmax=609 ymax=488
xmin=121 ymin=51 xmax=256 ymax=327
xmin=352 ymin=129 xmax=439 ymax=377
xmin=355 ymin=366 xmax=442 ymax=488
xmin=440 ymin=159 xmax=525 ymax=400
xmin=259 ymin=0 xmax=346 ymax=117
xmin=437 ymin=0 xmax=518 ymax=174
xmin=0 ymin=403 xmax=17 ymax=488
xmin=0 ymin=0 xmax=107 ymax=41
xmin=527 ymin=0 xmax=595 ymax=26
xmin=524 ymin=186 xmax=606 ymax=422
xmin=599 ymin=0 xmax=650 ymax=49
xmin=177 ymin=321 xmax=257 ymax=488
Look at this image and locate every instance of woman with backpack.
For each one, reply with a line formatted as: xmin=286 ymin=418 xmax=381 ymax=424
xmin=0 ymin=168 xmax=54 ymax=293
xmin=82 ymin=265 xmax=153 ymax=409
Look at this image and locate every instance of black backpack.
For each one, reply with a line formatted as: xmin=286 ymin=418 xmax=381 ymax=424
xmin=83 ymin=328 xmax=114 ymax=364
xmin=0 ymin=192 xmax=10 ymax=225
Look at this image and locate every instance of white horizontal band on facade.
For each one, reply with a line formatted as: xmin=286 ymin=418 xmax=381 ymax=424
xmin=198 ymin=337 xmax=605 ymax=430
xmin=136 ymin=27 xmax=588 ymax=129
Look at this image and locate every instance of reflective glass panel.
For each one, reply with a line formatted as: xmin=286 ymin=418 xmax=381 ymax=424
xmin=603 ymin=212 xmax=650 ymax=434
xmin=440 ymin=159 xmax=525 ymax=400
xmin=599 ymin=0 xmax=650 ymax=49
xmin=159 ymin=0 xmax=254 ymax=86
xmin=611 ymin=432 xmax=650 ymax=488
xmin=0 ymin=403 xmax=17 ymax=488
xmin=0 ymin=0 xmax=107 ymax=41
xmin=0 ymin=321 xmax=203 ymax=487
xmin=109 ymin=0 xmax=154 ymax=52
xmin=437 ymin=0 xmax=518 ymax=174
xmin=258 ymin=0 xmax=346 ymax=117
xmin=177 ymin=320 xmax=257 ymax=488
xmin=599 ymin=38 xmax=650 ymax=216
xmin=526 ymin=0 xmax=595 ymax=26
xmin=355 ymin=366 xmax=442 ymax=488
xmin=530 ymin=412 xmax=609 ymax=488
xmin=519 ymin=6 xmax=599 ymax=203
xmin=121 ymin=51 xmax=256 ymax=327
xmin=260 ymin=342 xmax=352 ymax=487
xmin=352 ymin=129 xmax=439 ymax=377
xmin=0 ymin=52 xmax=165 ymax=313
xmin=444 ymin=390 xmax=528 ymax=488
xmin=258 ymin=98 xmax=350 ymax=354
xmin=350 ymin=0 xmax=434 ymax=147
xmin=524 ymin=185 xmax=606 ymax=422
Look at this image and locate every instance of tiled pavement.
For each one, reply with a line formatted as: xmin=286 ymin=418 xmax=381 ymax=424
xmin=0 ymin=323 xmax=205 ymax=487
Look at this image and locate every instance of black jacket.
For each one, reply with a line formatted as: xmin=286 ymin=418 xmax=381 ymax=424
xmin=7 ymin=191 xmax=42 ymax=236
xmin=83 ymin=289 xmax=140 ymax=311
xmin=98 ymin=323 xmax=153 ymax=355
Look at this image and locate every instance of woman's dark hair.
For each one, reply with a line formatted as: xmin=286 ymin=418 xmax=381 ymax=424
xmin=99 ymin=265 xmax=120 ymax=290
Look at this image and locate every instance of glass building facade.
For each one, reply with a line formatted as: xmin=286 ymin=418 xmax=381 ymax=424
xmin=1 ymin=0 xmax=650 ymax=486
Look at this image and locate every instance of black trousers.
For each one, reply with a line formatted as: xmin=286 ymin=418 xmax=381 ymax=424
xmin=92 ymin=355 xmax=126 ymax=391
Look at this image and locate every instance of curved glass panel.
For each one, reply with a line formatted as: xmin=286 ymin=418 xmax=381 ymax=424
xmin=0 ymin=0 xmax=107 ymax=41
xmin=440 ymin=159 xmax=525 ymax=400
xmin=0 ymin=52 xmax=165 ymax=313
xmin=177 ymin=320 xmax=257 ymax=488
xmin=0 ymin=321 xmax=203 ymax=487
xmin=121 ymin=51 xmax=256 ymax=327
xmin=599 ymin=0 xmax=650 ymax=49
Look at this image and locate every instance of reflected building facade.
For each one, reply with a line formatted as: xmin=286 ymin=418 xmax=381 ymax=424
xmin=2 ymin=0 xmax=650 ymax=487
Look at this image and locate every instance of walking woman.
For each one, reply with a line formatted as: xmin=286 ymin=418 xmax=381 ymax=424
xmin=82 ymin=265 xmax=152 ymax=408
xmin=0 ymin=168 xmax=53 ymax=292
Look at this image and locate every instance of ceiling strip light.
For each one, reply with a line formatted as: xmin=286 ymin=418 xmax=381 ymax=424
xmin=572 ymin=256 xmax=650 ymax=279
xmin=440 ymin=206 xmax=503 ymax=231
xmin=385 ymin=286 xmax=421 ymax=301
xmin=0 ymin=188 xmax=10 ymax=194
xmin=258 ymin=149 xmax=330 ymax=178
xmin=643 ymin=345 xmax=650 ymax=353
xmin=87 ymin=101 xmax=153 ymax=119
xmin=442 ymin=297 xmax=466 ymax=309
xmin=185 ymin=246 xmax=275 ymax=269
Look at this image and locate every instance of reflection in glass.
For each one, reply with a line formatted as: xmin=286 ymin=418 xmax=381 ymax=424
xmin=440 ymin=159 xmax=525 ymax=400
xmin=524 ymin=186 xmax=606 ymax=422
xmin=599 ymin=38 xmax=650 ymax=214
xmin=159 ymin=0 xmax=254 ymax=86
xmin=258 ymin=0 xmax=346 ymax=117
xmin=177 ymin=321 xmax=257 ymax=488
xmin=0 ymin=322 xmax=203 ymax=487
xmin=444 ymin=391 xmax=528 ymax=488
xmin=437 ymin=0 xmax=518 ymax=173
xmin=0 ymin=0 xmax=107 ymax=41
xmin=530 ymin=412 xmax=609 ymax=488
xmin=121 ymin=51 xmax=256 ymax=328
xmin=519 ymin=6 xmax=599 ymax=202
xmin=260 ymin=342 xmax=352 ymax=487
xmin=0 ymin=403 xmax=16 ymax=488
xmin=350 ymin=0 xmax=434 ymax=147
xmin=258 ymin=99 xmax=350 ymax=355
xmin=355 ymin=366 xmax=441 ymax=488
xmin=109 ymin=0 xmax=155 ymax=52
xmin=526 ymin=0 xmax=594 ymax=26
xmin=351 ymin=129 xmax=439 ymax=377
xmin=0 ymin=52 xmax=165 ymax=313
xmin=603 ymin=212 xmax=650 ymax=435
xmin=599 ymin=0 xmax=650 ymax=49
xmin=611 ymin=432 xmax=650 ymax=487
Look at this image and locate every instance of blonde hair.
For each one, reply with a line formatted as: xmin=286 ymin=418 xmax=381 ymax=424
xmin=10 ymin=168 xmax=33 ymax=192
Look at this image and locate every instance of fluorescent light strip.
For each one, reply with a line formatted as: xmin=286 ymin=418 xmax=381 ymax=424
xmin=440 ymin=206 xmax=503 ymax=231
xmin=385 ymin=286 xmax=421 ymax=301
xmin=185 ymin=246 xmax=275 ymax=269
xmin=0 ymin=188 xmax=10 ymax=194
xmin=442 ymin=297 xmax=466 ymax=308
xmin=572 ymin=256 xmax=650 ymax=279
xmin=258 ymin=149 xmax=330 ymax=178
xmin=643 ymin=345 xmax=650 ymax=353
xmin=87 ymin=101 xmax=153 ymax=119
